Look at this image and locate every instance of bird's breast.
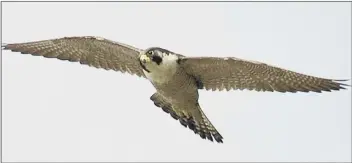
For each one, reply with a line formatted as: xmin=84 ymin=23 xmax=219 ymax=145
xmin=143 ymin=59 xmax=178 ymax=84
xmin=143 ymin=67 xmax=175 ymax=84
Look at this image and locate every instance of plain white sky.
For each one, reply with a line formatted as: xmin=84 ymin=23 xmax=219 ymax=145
xmin=1 ymin=2 xmax=351 ymax=162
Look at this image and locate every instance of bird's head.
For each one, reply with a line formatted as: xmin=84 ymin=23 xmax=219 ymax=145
xmin=139 ymin=47 xmax=179 ymax=73
xmin=140 ymin=47 xmax=166 ymax=65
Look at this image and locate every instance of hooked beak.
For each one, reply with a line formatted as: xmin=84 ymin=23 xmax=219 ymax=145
xmin=140 ymin=54 xmax=151 ymax=63
xmin=139 ymin=54 xmax=151 ymax=73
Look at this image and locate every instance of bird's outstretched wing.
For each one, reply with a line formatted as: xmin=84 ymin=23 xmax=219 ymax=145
xmin=150 ymin=93 xmax=223 ymax=143
xmin=2 ymin=36 xmax=145 ymax=77
xmin=179 ymin=57 xmax=349 ymax=92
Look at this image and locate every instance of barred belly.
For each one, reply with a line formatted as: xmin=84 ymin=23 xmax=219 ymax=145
xmin=154 ymin=69 xmax=199 ymax=103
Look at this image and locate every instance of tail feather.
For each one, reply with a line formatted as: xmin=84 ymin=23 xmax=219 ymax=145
xmin=196 ymin=103 xmax=223 ymax=143
xmin=150 ymin=93 xmax=224 ymax=143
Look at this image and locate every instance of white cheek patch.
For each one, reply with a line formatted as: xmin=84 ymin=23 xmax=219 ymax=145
xmin=143 ymin=54 xmax=179 ymax=84
xmin=161 ymin=53 xmax=178 ymax=65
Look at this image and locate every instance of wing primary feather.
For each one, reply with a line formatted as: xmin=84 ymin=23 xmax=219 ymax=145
xmin=180 ymin=57 xmax=349 ymax=93
xmin=2 ymin=36 xmax=146 ymax=78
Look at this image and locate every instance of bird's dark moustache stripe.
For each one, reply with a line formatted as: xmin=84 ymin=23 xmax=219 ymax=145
xmin=152 ymin=55 xmax=162 ymax=65
xmin=139 ymin=60 xmax=150 ymax=73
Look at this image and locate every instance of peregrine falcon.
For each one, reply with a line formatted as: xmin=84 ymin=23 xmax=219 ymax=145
xmin=2 ymin=36 xmax=349 ymax=143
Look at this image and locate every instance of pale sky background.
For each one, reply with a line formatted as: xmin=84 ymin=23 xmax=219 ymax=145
xmin=1 ymin=2 xmax=351 ymax=162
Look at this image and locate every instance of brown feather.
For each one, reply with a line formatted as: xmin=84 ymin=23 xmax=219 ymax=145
xmin=150 ymin=93 xmax=223 ymax=143
xmin=180 ymin=57 xmax=349 ymax=93
xmin=2 ymin=36 xmax=145 ymax=78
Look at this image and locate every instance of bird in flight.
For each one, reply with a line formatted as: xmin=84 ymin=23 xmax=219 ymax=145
xmin=2 ymin=36 xmax=349 ymax=143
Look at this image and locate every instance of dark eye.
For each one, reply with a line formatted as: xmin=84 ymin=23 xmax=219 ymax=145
xmin=147 ymin=50 xmax=153 ymax=55
xmin=152 ymin=55 xmax=162 ymax=65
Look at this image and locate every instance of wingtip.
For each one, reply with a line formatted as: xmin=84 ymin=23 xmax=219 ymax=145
xmin=331 ymin=79 xmax=351 ymax=90
xmin=2 ymin=43 xmax=8 ymax=48
xmin=333 ymin=79 xmax=350 ymax=82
